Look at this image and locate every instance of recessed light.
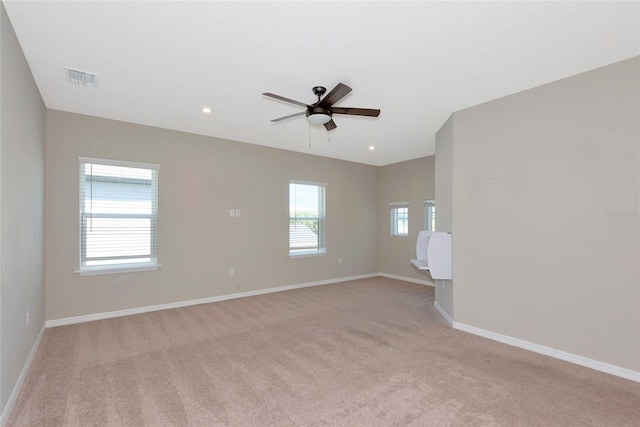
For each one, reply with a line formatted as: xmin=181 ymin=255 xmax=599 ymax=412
xmin=369 ymin=146 xmax=376 ymax=151
xmin=202 ymin=106 xmax=212 ymax=113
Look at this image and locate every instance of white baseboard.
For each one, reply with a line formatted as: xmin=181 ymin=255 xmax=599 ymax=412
xmin=433 ymin=301 xmax=453 ymax=326
xmin=378 ymin=272 xmax=434 ymax=287
xmin=46 ymin=273 xmax=379 ymax=328
xmin=1 ymin=324 xmax=46 ymax=427
xmin=453 ymin=321 xmax=640 ymax=383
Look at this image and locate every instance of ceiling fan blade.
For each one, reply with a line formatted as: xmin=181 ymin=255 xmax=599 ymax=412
xmin=324 ymin=119 xmax=337 ymax=131
xmin=331 ymin=107 xmax=380 ymax=117
xmin=318 ymin=83 xmax=352 ymax=108
xmin=271 ymin=111 xmax=307 ymax=122
xmin=263 ymin=93 xmax=309 ymax=108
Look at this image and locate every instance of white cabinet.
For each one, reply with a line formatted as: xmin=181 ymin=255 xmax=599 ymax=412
xmin=410 ymin=231 xmax=452 ymax=280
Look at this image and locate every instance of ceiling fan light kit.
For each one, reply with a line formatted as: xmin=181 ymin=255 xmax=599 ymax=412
xmin=263 ymin=83 xmax=380 ymax=131
xmin=307 ymin=113 xmax=331 ymax=125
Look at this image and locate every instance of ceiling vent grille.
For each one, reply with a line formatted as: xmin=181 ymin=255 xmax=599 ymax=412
xmin=65 ymin=68 xmax=98 ymax=87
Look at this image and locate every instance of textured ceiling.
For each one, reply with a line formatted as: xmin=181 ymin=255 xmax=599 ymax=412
xmin=4 ymin=1 xmax=639 ymax=166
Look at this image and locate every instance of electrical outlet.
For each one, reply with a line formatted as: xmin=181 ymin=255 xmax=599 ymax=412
xmin=229 ymin=268 xmax=235 ymax=276
xmin=26 ymin=311 xmax=30 ymax=326
xmin=338 ymin=258 xmax=342 ymax=264
xmin=229 ymin=209 xmax=235 ymax=217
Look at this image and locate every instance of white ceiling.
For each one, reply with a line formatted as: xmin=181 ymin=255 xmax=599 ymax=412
xmin=4 ymin=1 xmax=639 ymax=166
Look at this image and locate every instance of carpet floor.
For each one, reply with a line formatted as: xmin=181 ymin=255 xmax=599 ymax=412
xmin=8 ymin=277 xmax=640 ymax=426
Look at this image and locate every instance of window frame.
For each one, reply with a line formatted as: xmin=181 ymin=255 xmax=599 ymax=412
xmin=424 ymin=200 xmax=436 ymax=231
xmin=77 ymin=157 xmax=160 ymax=275
xmin=289 ymin=180 xmax=327 ymax=257
xmin=390 ymin=202 xmax=409 ymax=236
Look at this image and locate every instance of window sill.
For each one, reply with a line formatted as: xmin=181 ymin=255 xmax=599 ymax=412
xmin=75 ymin=264 xmax=162 ymax=276
xmin=289 ymin=250 xmax=327 ymax=259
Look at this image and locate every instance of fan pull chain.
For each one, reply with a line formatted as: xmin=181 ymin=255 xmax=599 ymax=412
xmin=308 ymin=122 xmax=311 ymax=149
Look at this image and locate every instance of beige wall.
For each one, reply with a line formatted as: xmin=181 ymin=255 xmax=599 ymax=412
xmin=434 ymin=116 xmax=454 ymax=317
xmin=0 ymin=3 xmax=46 ymax=414
xmin=377 ymin=156 xmax=435 ymax=283
xmin=450 ymin=57 xmax=639 ymax=371
xmin=45 ymin=110 xmax=382 ymax=320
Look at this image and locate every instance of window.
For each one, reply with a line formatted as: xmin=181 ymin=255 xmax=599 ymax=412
xmin=390 ymin=202 xmax=409 ymax=236
xmin=424 ymin=200 xmax=436 ymax=231
xmin=289 ymin=181 xmax=326 ymax=256
xmin=79 ymin=157 xmax=159 ymax=274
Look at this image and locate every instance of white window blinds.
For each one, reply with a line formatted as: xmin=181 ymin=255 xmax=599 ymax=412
xmin=79 ymin=158 xmax=159 ymax=271
xmin=289 ymin=181 xmax=326 ymax=255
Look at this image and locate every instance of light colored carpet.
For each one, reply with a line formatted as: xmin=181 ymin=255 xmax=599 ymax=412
xmin=8 ymin=277 xmax=640 ymax=426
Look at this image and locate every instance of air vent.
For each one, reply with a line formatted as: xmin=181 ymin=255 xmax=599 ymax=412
xmin=65 ymin=68 xmax=98 ymax=87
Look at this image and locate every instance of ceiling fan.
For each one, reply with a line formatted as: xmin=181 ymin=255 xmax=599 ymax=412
xmin=263 ymin=83 xmax=380 ymax=131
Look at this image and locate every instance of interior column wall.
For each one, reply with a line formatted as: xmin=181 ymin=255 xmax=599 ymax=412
xmin=434 ymin=115 xmax=454 ymax=318
xmin=451 ymin=57 xmax=639 ymax=371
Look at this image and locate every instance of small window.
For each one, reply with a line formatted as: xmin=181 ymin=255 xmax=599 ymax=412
xmin=424 ymin=200 xmax=436 ymax=231
xmin=290 ymin=181 xmax=326 ymax=256
xmin=79 ymin=158 xmax=159 ymax=274
xmin=390 ymin=202 xmax=409 ymax=236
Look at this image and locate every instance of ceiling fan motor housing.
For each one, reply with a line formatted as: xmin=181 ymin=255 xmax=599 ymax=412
xmin=306 ymin=106 xmax=331 ymax=118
